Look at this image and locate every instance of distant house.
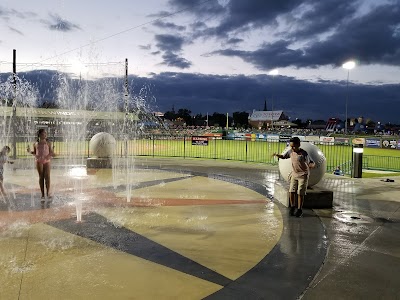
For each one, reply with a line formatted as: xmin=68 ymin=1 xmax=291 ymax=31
xmin=248 ymin=110 xmax=288 ymax=128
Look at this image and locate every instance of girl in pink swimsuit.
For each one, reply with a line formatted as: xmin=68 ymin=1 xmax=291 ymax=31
xmin=28 ymin=129 xmax=55 ymax=208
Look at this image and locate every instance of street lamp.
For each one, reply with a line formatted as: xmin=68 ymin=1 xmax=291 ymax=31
xmin=268 ymin=69 xmax=279 ymax=129
xmin=342 ymin=60 xmax=356 ymax=134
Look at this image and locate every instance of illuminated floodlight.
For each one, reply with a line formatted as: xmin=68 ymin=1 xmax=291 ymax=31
xmin=342 ymin=61 xmax=356 ymax=70
xmin=342 ymin=60 xmax=356 ymax=134
xmin=268 ymin=69 xmax=279 ymax=76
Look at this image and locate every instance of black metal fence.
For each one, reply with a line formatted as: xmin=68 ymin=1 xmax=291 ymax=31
xmin=15 ymin=134 xmax=400 ymax=174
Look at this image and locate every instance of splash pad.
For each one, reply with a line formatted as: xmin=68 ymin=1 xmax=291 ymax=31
xmin=0 ymin=59 xmax=162 ymax=221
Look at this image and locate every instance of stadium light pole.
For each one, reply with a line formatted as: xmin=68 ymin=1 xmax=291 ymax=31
xmin=268 ymin=69 xmax=279 ymax=129
xmin=342 ymin=60 xmax=356 ymax=134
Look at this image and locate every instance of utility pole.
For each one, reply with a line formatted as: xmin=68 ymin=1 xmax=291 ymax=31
xmin=124 ymin=58 xmax=129 ymax=157
xmin=124 ymin=59 xmax=129 ymax=128
xmin=12 ymin=49 xmax=17 ymax=159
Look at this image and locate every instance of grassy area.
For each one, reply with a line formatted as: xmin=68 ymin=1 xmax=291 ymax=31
xmin=364 ymin=147 xmax=400 ymax=156
xmin=362 ymin=171 xmax=400 ymax=178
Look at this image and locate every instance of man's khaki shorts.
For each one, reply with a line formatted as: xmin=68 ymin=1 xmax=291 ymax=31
xmin=289 ymin=175 xmax=309 ymax=195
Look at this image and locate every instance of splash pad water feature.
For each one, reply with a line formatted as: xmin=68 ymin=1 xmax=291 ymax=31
xmin=0 ymin=59 xmax=160 ymax=221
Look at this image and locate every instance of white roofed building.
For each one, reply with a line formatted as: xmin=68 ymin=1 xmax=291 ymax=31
xmin=248 ymin=110 xmax=289 ymax=128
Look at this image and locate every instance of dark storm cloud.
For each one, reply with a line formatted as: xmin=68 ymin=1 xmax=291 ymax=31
xmin=213 ymin=40 xmax=303 ymax=69
xmin=170 ymin=0 xmax=354 ymax=39
xmin=129 ymin=72 xmax=400 ymax=123
xmin=214 ymin=2 xmax=400 ymax=69
xmin=167 ymin=0 xmax=302 ymax=38
xmin=286 ymin=0 xmax=358 ymax=39
xmin=190 ymin=21 xmax=207 ymax=31
xmin=155 ymin=34 xmax=185 ymax=51
xmin=2 ymin=70 xmax=399 ymax=123
xmin=45 ymin=13 xmax=81 ymax=32
xmin=167 ymin=0 xmax=224 ymax=17
xmin=210 ymin=0 xmax=300 ymax=37
xmin=161 ymin=52 xmax=192 ymax=68
xmin=152 ymin=20 xmax=186 ymax=31
xmin=226 ymin=38 xmax=243 ymax=45
xmin=154 ymin=34 xmax=191 ymax=68
xmin=307 ymin=3 xmax=400 ymax=67
xmin=163 ymin=0 xmax=400 ymax=69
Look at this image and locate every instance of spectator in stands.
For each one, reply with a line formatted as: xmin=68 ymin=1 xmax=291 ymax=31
xmin=273 ymin=137 xmax=315 ymax=217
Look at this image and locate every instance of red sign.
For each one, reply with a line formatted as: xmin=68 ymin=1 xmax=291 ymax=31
xmin=192 ymin=136 xmax=209 ymax=146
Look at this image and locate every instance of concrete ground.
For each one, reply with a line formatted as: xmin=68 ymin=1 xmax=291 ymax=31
xmin=0 ymin=157 xmax=399 ymax=299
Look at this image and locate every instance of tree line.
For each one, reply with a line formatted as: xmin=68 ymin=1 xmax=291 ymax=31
xmin=163 ymin=109 xmax=250 ymax=128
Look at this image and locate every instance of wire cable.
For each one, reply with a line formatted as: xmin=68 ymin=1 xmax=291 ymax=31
xmin=23 ymin=0 xmax=214 ymax=68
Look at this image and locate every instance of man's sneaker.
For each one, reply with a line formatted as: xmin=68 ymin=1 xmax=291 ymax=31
xmin=289 ymin=206 xmax=296 ymax=216
xmin=295 ymin=209 xmax=303 ymax=218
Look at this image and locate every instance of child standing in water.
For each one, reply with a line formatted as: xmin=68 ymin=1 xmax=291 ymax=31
xmin=0 ymin=146 xmax=14 ymax=198
xmin=28 ymin=129 xmax=55 ymax=208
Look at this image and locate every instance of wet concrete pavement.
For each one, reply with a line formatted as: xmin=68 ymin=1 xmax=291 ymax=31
xmin=0 ymin=157 xmax=399 ymax=299
xmin=137 ymin=158 xmax=400 ymax=300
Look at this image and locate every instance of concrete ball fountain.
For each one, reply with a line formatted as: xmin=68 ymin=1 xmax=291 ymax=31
xmin=278 ymin=142 xmax=327 ymax=187
xmin=87 ymin=132 xmax=116 ymax=168
xmin=274 ymin=142 xmax=333 ymax=208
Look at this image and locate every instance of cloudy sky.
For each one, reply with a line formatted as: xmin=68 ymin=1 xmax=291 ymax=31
xmin=1 ymin=0 xmax=400 ymax=122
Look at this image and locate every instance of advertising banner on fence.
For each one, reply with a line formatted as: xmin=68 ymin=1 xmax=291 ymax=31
xmin=382 ymin=139 xmax=397 ymax=149
xmin=352 ymin=138 xmax=365 ymax=145
xmin=304 ymin=136 xmax=319 ymax=143
xmin=245 ymin=133 xmax=256 ymax=141
xmin=320 ymin=136 xmax=335 ymax=144
xmin=398 ymin=140 xmax=400 ymax=150
xmin=256 ymin=133 xmax=267 ymax=140
xmin=365 ymin=138 xmax=381 ymax=148
xmin=234 ymin=132 xmax=246 ymax=140
xmin=266 ymin=134 xmax=279 ymax=142
xmin=192 ymin=136 xmax=208 ymax=146
xmin=204 ymin=133 xmax=222 ymax=140
xmin=279 ymin=134 xmax=292 ymax=142
xmin=335 ymin=137 xmax=350 ymax=145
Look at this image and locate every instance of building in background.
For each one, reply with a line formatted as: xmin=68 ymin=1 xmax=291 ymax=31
xmin=248 ymin=110 xmax=289 ymax=129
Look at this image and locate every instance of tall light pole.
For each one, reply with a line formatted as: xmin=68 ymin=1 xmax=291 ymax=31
xmin=12 ymin=49 xmax=17 ymax=159
xmin=342 ymin=60 xmax=355 ymax=134
xmin=268 ymin=69 xmax=279 ymax=129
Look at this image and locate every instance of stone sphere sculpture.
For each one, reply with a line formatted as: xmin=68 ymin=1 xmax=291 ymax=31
xmin=278 ymin=142 xmax=327 ymax=187
xmin=89 ymin=132 xmax=116 ymax=158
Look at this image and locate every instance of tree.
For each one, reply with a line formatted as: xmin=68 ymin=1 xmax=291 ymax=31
xmin=163 ymin=110 xmax=177 ymax=121
xmin=209 ymin=112 xmax=226 ymax=127
xmin=293 ymin=118 xmax=302 ymax=127
xmin=176 ymin=108 xmax=192 ymax=125
xmin=233 ymin=111 xmax=249 ymax=128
